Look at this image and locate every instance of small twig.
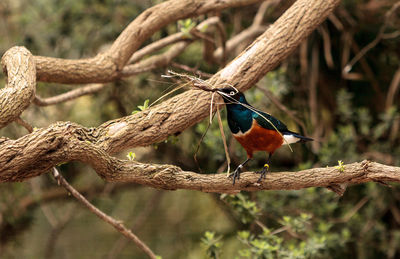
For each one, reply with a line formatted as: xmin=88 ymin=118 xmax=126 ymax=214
xmin=213 ymin=0 xmax=279 ymax=61
xmin=343 ymin=2 xmax=400 ymax=74
xmin=255 ymin=219 xmax=267 ymax=230
xmin=129 ymin=33 xmax=186 ymax=64
xmin=44 ymin=204 xmax=77 ymax=259
xmin=217 ymin=105 xmax=231 ymax=176
xmin=382 ymin=30 xmax=400 ymax=39
xmin=164 ymin=70 xmax=217 ymax=92
xmin=128 ymin=17 xmax=220 ymax=64
xmin=385 ymin=67 xmax=400 ymax=110
xmin=29 ymin=179 xmax=58 ymax=227
xmin=18 ymin=183 xmax=136 ymax=211
xmin=332 ymin=196 xmax=369 ymax=223
xmin=194 ymin=111 xmax=217 ymax=173
xmin=170 ymin=62 xmax=213 ymax=78
xmin=34 ymin=84 xmax=106 ymax=106
xmin=15 ymin=117 xmax=33 ymax=132
xmin=327 ymin=13 xmax=344 ymax=31
xmin=51 ymin=168 xmax=158 ymax=259
xmin=122 ymin=41 xmax=190 ymax=77
xmin=309 ymin=43 xmax=320 ymax=151
xmin=124 ymin=18 xmax=223 ymax=78
xmin=212 ymin=0 xmax=279 ymax=61
xmin=349 ymin=40 xmax=384 ymax=105
xmin=253 ymin=1 xmax=274 ymax=26
xmin=317 ymin=24 xmax=334 ymax=68
xmin=107 ymin=191 xmax=164 ymax=259
xmin=215 ymin=19 xmax=227 ymax=64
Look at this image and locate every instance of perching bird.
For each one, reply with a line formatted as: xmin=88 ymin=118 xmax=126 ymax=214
xmin=216 ymin=87 xmax=313 ymax=184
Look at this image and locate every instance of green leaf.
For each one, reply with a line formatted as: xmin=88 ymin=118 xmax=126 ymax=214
xmin=126 ymin=152 xmax=136 ymax=160
xmin=132 ymin=99 xmax=150 ymax=114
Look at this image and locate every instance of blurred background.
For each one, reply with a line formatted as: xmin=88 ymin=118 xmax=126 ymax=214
xmin=0 ymin=0 xmax=400 ymax=258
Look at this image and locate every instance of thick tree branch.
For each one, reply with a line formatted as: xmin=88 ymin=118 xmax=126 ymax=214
xmin=62 ymin=160 xmax=400 ymax=194
xmin=0 ymin=0 xmax=343 ymax=191
xmin=0 ymin=120 xmax=398 ymax=194
xmin=34 ymin=0 xmax=262 ymax=84
xmin=0 ymin=47 xmax=36 ymax=129
xmin=1 ymin=126 xmax=398 ymax=193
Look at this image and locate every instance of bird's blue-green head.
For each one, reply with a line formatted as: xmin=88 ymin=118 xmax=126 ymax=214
xmin=216 ymin=87 xmax=248 ymax=105
xmin=216 ymin=87 xmax=252 ymax=133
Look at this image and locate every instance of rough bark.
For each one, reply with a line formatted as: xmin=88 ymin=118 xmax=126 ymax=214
xmin=0 ymin=47 xmax=36 ymax=128
xmin=5 ymin=0 xmax=390 ymax=196
xmin=34 ymin=0 xmax=262 ymax=84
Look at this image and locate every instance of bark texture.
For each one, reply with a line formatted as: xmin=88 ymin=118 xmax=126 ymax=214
xmin=0 ymin=47 xmax=36 ymax=129
xmin=34 ymin=0 xmax=262 ymax=84
xmin=4 ymin=0 xmax=394 ymax=196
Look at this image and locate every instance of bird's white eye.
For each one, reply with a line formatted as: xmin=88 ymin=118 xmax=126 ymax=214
xmin=229 ymin=91 xmax=235 ymax=95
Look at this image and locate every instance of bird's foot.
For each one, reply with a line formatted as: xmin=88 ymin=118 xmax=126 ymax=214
xmin=256 ymin=163 xmax=270 ymax=183
xmin=229 ymin=165 xmax=243 ymax=185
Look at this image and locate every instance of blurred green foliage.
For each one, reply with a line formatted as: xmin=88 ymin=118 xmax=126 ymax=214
xmin=1 ymin=0 xmax=400 ymax=258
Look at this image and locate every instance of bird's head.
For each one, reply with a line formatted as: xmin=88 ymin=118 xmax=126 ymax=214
xmin=215 ymin=87 xmax=246 ymax=104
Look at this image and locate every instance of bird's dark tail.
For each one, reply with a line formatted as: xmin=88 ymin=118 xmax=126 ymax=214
xmin=282 ymin=131 xmax=313 ymax=145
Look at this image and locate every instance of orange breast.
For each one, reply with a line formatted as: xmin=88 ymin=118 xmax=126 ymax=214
xmin=233 ymin=120 xmax=283 ymax=158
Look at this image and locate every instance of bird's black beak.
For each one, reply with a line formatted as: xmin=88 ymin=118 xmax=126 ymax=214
xmin=214 ymin=88 xmax=225 ymax=95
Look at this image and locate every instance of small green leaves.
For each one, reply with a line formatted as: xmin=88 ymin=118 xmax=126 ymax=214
xmin=178 ymin=18 xmax=196 ymax=38
xmin=279 ymin=214 xmax=311 ymax=234
xmin=335 ymin=160 xmax=345 ymax=173
xmin=126 ymin=151 xmax=136 ymax=160
xmin=201 ymin=231 xmax=223 ymax=259
xmin=220 ymin=193 xmax=260 ymax=224
xmin=132 ymin=99 xmax=149 ymax=114
xmin=237 ymin=230 xmax=250 ymax=241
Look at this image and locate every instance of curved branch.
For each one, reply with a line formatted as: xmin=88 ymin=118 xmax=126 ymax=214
xmin=0 ymin=124 xmax=398 ymax=193
xmin=213 ymin=0 xmax=279 ymax=61
xmin=121 ymin=41 xmax=191 ymax=77
xmin=99 ymin=160 xmax=399 ymax=194
xmin=34 ymin=17 xmax=221 ymax=106
xmin=1 ymin=120 xmax=397 ymax=195
xmin=0 ymin=47 xmax=36 ymax=129
xmin=128 ymin=16 xmax=220 ymax=64
xmin=34 ymin=0 xmax=262 ymax=84
xmin=51 ymin=168 xmax=158 ymax=259
xmin=34 ymin=83 xmax=106 ymax=106
xmin=0 ymin=0 xmax=342 ymax=190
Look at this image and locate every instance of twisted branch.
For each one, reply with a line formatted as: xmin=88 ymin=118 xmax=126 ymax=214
xmin=0 ymin=47 xmax=36 ymax=128
xmin=34 ymin=0 xmax=262 ymax=84
xmin=0 ymin=0 xmax=346 ymax=194
xmin=1 ymin=121 xmax=399 ymax=195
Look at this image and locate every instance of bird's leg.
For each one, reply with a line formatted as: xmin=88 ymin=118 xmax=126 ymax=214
xmin=229 ymin=157 xmax=251 ymax=185
xmin=256 ymin=153 xmax=272 ymax=182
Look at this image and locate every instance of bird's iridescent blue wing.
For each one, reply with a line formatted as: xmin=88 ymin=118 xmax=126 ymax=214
xmin=252 ymin=110 xmax=288 ymax=132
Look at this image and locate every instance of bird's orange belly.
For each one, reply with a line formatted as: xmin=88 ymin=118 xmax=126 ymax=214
xmin=233 ymin=120 xmax=283 ymax=157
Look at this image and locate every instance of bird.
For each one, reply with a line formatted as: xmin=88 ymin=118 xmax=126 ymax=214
xmin=215 ymin=87 xmax=313 ymax=184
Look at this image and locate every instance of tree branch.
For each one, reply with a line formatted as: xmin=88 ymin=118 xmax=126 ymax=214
xmin=128 ymin=16 xmax=220 ymax=64
xmin=0 ymin=121 xmax=398 ymax=193
xmin=34 ymin=83 xmax=106 ymax=106
xmin=34 ymin=0 xmax=262 ymax=84
xmin=0 ymin=0 xmax=344 ymax=193
xmin=51 ymin=168 xmax=158 ymax=259
xmin=0 ymin=47 xmax=36 ymax=129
